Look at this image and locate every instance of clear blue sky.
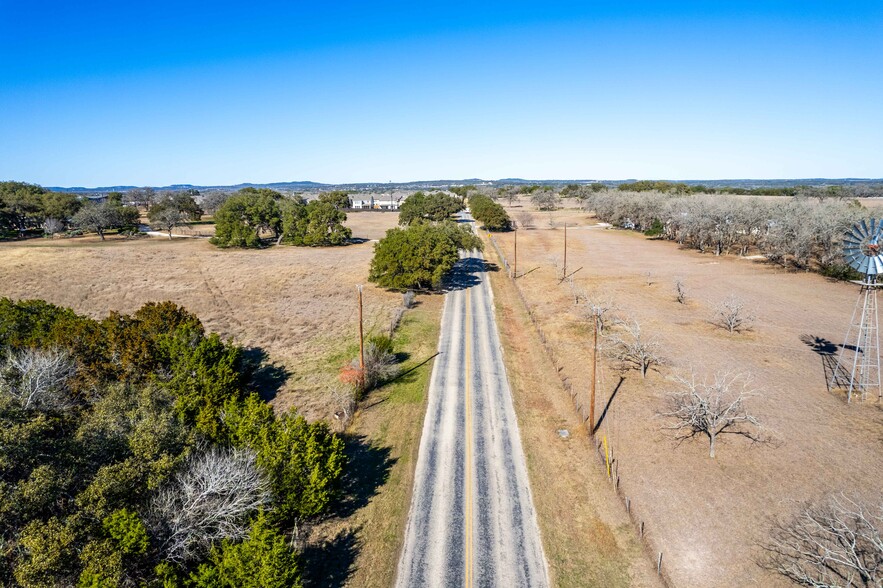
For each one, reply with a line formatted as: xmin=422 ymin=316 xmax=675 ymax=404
xmin=1 ymin=1 xmax=881 ymax=186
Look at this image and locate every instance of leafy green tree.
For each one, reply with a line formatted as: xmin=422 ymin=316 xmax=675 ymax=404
xmin=14 ymin=517 xmax=79 ymax=587
xmin=398 ymin=191 xmax=464 ymax=226
xmin=224 ymin=394 xmax=345 ymax=523
xmin=211 ymin=189 xmax=282 ymax=248
xmin=148 ymin=192 xmax=203 ymax=238
xmin=104 ymin=509 xmax=149 ymax=555
xmin=189 ymin=512 xmax=301 ymax=588
xmin=40 ymin=192 xmax=82 ymax=228
xmin=468 ymin=195 xmax=511 ymax=231
xmin=281 ymin=200 xmax=351 ymax=246
xmin=369 ymin=222 xmax=481 ymax=290
xmin=317 ymin=190 xmax=351 ymax=210
xmin=0 ymin=181 xmax=47 ymax=237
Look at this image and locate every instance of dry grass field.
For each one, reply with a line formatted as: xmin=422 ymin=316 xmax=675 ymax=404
xmin=0 ymin=211 xmax=402 ymax=421
xmin=488 ymin=200 xmax=883 ymax=587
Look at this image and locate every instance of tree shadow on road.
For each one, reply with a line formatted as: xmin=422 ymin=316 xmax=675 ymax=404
xmin=441 ymin=257 xmax=500 ymax=292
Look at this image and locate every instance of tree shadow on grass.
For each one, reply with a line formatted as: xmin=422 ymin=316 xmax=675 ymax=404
xmin=301 ymin=435 xmax=396 ymax=586
xmin=242 ymin=347 xmax=291 ymax=402
xmin=336 ymin=434 xmax=397 ymax=519
xmin=301 ymin=528 xmax=360 ymax=588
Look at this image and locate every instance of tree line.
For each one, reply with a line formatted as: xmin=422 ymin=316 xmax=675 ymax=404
xmin=586 ymin=190 xmax=866 ymax=278
xmin=0 ymin=299 xmax=344 ymax=587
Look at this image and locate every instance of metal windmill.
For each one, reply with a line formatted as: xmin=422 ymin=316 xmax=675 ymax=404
xmin=830 ymin=219 xmax=883 ymax=402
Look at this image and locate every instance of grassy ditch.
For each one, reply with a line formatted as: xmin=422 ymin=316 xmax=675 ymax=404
xmin=302 ymin=296 xmax=442 ymax=587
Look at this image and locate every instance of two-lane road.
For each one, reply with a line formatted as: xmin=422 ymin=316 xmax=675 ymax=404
xmin=396 ymin=218 xmax=549 ymax=588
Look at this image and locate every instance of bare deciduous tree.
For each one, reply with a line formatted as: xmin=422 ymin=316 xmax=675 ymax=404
xmin=675 ymin=279 xmax=688 ymax=304
xmin=361 ymin=340 xmax=399 ymax=391
xmin=516 ymin=211 xmax=534 ymax=229
xmin=658 ymin=371 xmax=761 ymax=457
xmin=42 ymin=217 xmax=65 ymax=235
xmin=150 ymin=446 xmax=271 ymax=563
xmin=531 ymin=191 xmax=560 ymax=211
xmin=605 ymin=320 xmax=664 ymax=379
xmin=331 ymin=386 xmax=358 ymax=432
xmin=762 ymin=493 xmax=882 ymax=588
xmin=402 ymin=290 xmax=416 ymax=309
xmin=577 ymin=295 xmax=616 ymax=333
xmin=0 ymin=348 xmax=77 ymax=411
xmin=712 ymin=296 xmax=755 ymax=333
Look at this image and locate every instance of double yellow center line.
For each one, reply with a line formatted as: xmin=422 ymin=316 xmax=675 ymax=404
xmin=464 ymin=286 xmax=474 ymax=588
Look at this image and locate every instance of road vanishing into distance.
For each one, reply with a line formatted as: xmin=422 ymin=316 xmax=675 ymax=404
xmin=396 ymin=215 xmax=549 ymax=588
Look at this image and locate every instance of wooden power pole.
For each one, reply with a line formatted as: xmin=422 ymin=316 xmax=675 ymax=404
xmin=590 ymin=312 xmax=597 ymax=435
xmin=563 ymin=222 xmax=568 ymax=279
xmin=513 ymin=227 xmax=518 ymax=278
xmin=357 ymin=285 xmax=365 ymax=379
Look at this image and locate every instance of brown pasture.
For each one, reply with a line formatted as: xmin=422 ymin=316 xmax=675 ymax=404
xmin=0 ymin=211 xmax=402 ymax=421
xmin=489 ymin=203 xmax=883 ymax=587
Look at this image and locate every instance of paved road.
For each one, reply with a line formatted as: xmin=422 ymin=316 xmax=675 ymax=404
xmin=396 ymin=219 xmax=549 ymax=588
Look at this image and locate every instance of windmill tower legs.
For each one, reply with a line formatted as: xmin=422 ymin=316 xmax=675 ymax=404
xmin=830 ymin=278 xmax=882 ymax=402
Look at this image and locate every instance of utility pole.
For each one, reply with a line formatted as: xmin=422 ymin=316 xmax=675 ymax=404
xmin=357 ymin=285 xmax=365 ymax=388
xmin=563 ymin=222 xmax=568 ymax=279
xmin=590 ymin=311 xmax=598 ymax=436
xmin=513 ymin=226 xmax=518 ymax=278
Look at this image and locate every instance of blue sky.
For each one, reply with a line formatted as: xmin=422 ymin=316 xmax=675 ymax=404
xmin=1 ymin=1 xmax=881 ymax=186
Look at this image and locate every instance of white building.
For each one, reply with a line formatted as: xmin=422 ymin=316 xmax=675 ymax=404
xmin=350 ymin=194 xmax=405 ymax=210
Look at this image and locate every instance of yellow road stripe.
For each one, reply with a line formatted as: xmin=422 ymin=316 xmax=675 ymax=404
xmin=464 ymin=286 xmax=473 ymax=588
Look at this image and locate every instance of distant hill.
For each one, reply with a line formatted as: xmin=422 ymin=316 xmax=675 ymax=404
xmin=44 ymin=177 xmax=883 ymax=194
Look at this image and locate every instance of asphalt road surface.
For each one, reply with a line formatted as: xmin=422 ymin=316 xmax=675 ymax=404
xmin=396 ymin=222 xmax=549 ymax=588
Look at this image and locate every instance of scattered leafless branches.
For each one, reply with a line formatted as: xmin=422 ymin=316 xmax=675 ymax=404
xmin=675 ymin=279 xmax=688 ymax=304
xmin=712 ymin=296 xmax=755 ymax=333
xmin=516 ymin=211 xmax=534 ymax=229
xmin=42 ymin=217 xmax=65 ymax=235
xmin=0 ymin=347 xmax=77 ymax=411
xmin=762 ymin=493 xmax=883 ymax=587
xmin=331 ymin=386 xmax=358 ymax=432
xmin=605 ymin=320 xmax=665 ymax=379
xmin=388 ymin=307 xmax=406 ymax=335
xmin=149 ymin=446 xmax=271 ymax=563
xmin=658 ymin=371 xmax=761 ymax=457
xmin=577 ymin=295 xmax=617 ymax=334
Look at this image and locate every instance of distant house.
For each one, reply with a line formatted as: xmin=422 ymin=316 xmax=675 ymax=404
xmin=350 ymin=194 xmax=405 ymax=210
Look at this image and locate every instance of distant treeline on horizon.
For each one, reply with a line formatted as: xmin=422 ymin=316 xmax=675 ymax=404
xmin=36 ymin=177 xmax=883 ymax=196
